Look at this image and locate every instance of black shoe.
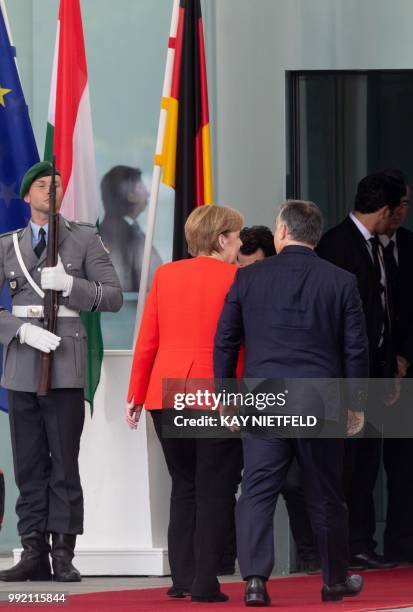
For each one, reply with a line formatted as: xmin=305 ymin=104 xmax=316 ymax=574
xmin=167 ymin=586 xmax=190 ymax=598
xmin=0 ymin=532 xmax=52 ymax=582
xmin=0 ymin=557 xmax=51 ymax=582
xmin=302 ymin=558 xmax=322 ymax=575
xmin=244 ymin=577 xmax=271 ymax=607
xmin=349 ymin=551 xmax=398 ymax=571
xmin=51 ymin=533 xmax=81 ymax=582
xmin=191 ymin=592 xmax=229 ymax=602
xmin=321 ymin=575 xmax=364 ymax=602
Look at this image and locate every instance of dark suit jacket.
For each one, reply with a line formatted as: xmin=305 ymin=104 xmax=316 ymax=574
xmin=317 ymin=216 xmax=385 ymax=370
xmin=214 ymin=246 xmax=369 ymax=421
xmin=394 ymin=226 xmax=413 ymax=367
xmin=99 ymin=215 xmax=162 ymax=292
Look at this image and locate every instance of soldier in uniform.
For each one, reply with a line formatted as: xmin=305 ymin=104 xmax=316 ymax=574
xmin=0 ymin=161 xmax=123 ymax=582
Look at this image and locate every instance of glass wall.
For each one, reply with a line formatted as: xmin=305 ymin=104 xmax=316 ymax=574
xmin=29 ymin=0 xmax=176 ymax=349
xmin=287 ymin=71 xmax=413 ymax=231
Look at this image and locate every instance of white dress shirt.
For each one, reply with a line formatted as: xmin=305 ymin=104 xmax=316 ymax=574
xmin=379 ymin=232 xmax=398 ymax=265
xmin=349 ymin=213 xmax=387 ymax=345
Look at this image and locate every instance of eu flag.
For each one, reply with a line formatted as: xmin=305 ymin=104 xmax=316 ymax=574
xmin=0 ymin=4 xmax=39 ymax=412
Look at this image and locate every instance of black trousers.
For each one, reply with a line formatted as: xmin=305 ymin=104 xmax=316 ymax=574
xmin=343 ymin=432 xmax=382 ymax=555
xmin=8 ymin=389 xmax=85 ymax=536
xmin=151 ymin=411 xmax=242 ymax=597
xmin=343 ymin=349 xmax=390 ymax=556
xmin=383 ymin=438 xmax=413 ymax=558
xmin=382 ymin=373 xmax=413 ymax=560
xmin=218 ymin=502 xmax=237 ymax=571
xmin=236 ymin=436 xmax=348 ymax=586
xmin=282 ymin=458 xmax=318 ymax=563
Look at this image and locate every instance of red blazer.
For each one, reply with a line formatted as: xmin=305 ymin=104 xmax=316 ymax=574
xmin=127 ymin=256 xmax=240 ymax=409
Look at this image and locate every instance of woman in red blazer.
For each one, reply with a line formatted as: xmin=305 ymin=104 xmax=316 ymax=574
xmin=126 ymin=205 xmax=244 ymax=603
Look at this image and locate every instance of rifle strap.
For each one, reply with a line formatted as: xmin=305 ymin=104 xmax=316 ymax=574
xmin=12 ymin=232 xmax=45 ymax=299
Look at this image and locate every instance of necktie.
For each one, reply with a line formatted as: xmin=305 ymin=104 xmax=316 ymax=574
xmin=131 ymin=220 xmax=143 ymax=240
xmin=369 ymin=235 xmax=391 ymax=337
xmin=384 ymin=240 xmax=398 ymax=278
xmin=369 ymin=235 xmax=396 ymax=344
xmin=368 ymin=236 xmax=382 ymax=285
xmin=34 ymin=228 xmax=47 ymax=258
xmin=383 ymin=239 xmax=398 ymax=323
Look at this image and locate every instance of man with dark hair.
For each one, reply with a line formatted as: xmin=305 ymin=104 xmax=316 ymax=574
xmin=378 ymin=170 xmax=413 ymax=564
xmin=215 ymin=200 xmax=368 ymax=606
xmin=238 ymin=226 xmax=276 ymax=267
xmin=317 ymin=171 xmax=406 ymax=570
xmin=354 ymin=172 xmax=407 ymax=216
xmin=99 ymin=165 xmax=162 ymax=292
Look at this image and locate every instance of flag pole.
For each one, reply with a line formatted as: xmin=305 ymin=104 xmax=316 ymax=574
xmin=133 ymin=0 xmax=180 ymax=341
xmin=0 ymin=0 xmax=12 ymax=42
xmin=0 ymin=0 xmax=22 ymax=82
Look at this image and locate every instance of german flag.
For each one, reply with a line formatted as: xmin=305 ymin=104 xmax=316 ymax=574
xmin=157 ymin=0 xmax=213 ymax=260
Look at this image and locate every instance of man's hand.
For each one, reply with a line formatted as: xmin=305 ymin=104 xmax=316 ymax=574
xmin=385 ymin=355 xmax=410 ymax=406
xmin=41 ymin=255 xmax=73 ymax=295
xmin=396 ymin=354 xmax=409 ymax=379
xmin=126 ymin=399 xmax=143 ymax=430
xmin=219 ymin=402 xmax=240 ymax=432
xmin=19 ymin=323 xmax=61 ymax=353
xmin=384 ymin=377 xmax=401 ymax=407
xmin=347 ymin=410 xmax=365 ymax=436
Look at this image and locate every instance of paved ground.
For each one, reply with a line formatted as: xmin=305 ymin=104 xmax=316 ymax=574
xmin=0 ymin=557 xmax=411 ymax=610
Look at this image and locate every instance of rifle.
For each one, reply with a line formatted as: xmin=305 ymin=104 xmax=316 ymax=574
xmin=37 ymin=157 xmax=59 ymax=396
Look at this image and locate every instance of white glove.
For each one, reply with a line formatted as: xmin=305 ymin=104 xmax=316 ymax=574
xmin=19 ymin=323 xmax=61 ymax=353
xmin=41 ymin=255 xmax=73 ymax=296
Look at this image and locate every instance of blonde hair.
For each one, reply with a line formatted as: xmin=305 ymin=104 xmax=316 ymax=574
xmin=185 ymin=205 xmax=245 ymax=256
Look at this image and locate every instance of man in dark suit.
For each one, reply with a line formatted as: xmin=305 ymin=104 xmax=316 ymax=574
xmin=99 ymin=166 xmax=162 ymax=292
xmin=317 ymin=172 xmax=406 ymax=570
xmin=378 ymin=171 xmax=413 ymax=563
xmin=237 ymin=225 xmax=321 ymax=575
xmin=214 ymin=200 xmax=368 ymax=606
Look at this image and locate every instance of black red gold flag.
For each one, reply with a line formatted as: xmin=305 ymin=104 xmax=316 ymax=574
xmin=157 ymin=0 xmax=213 ymax=260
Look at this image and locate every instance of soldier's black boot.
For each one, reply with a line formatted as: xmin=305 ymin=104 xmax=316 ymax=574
xmin=0 ymin=531 xmax=52 ymax=581
xmin=51 ymin=533 xmax=81 ymax=582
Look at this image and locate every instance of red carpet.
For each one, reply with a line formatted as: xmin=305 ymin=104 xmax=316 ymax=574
xmin=2 ymin=568 xmax=413 ymax=611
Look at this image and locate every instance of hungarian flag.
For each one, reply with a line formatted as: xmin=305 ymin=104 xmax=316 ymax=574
xmin=45 ymin=0 xmax=103 ymax=408
xmin=158 ymin=0 xmax=213 ymax=261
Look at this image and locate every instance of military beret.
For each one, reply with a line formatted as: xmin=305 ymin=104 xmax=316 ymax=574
xmin=19 ymin=161 xmax=61 ymax=198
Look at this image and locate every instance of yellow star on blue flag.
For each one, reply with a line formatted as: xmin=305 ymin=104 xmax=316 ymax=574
xmin=0 ymin=85 xmax=11 ymax=107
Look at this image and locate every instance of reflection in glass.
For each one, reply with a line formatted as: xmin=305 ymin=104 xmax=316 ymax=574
xmin=99 ymin=165 xmax=163 ymax=291
xmin=99 ymin=165 xmax=164 ymax=350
